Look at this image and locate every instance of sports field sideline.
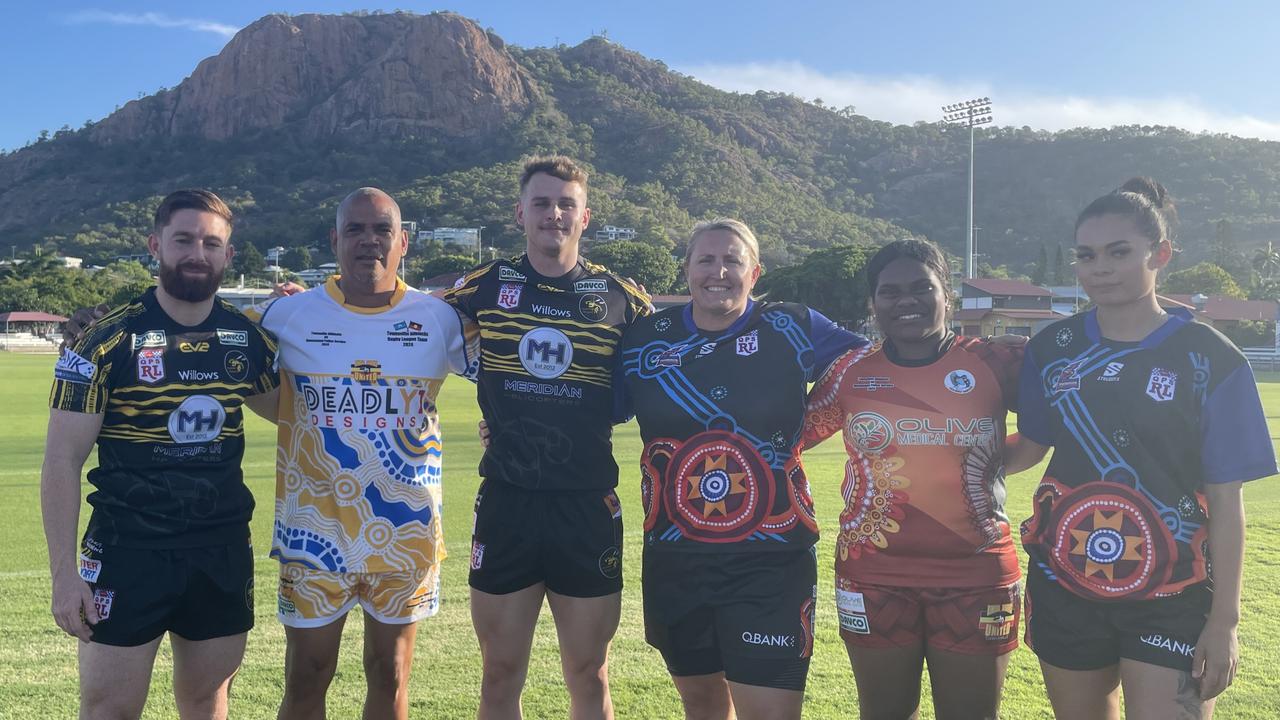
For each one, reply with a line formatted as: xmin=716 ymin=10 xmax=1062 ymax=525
xmin=2 ymin=353 xmax=1278 ymax=718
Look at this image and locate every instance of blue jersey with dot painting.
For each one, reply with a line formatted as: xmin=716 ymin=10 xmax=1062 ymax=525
xmin=620 ymin=300 xmax=866 ymax=554
xmin=1018 ymin=308 xmax=1275 ymax=601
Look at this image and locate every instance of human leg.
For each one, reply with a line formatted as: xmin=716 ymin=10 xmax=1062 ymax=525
xmin=360 ymin=612 xmax=418 ymax=720
xmin=78 ymin=637 xmax=164 ymax=720
xmin=170 ymin=633 xmax=248 ymax=720
xmin=546 ymin=590 xmax=621 ymax=720
xmin=670 ymin=673 xmax=735 ymax=720
xmin=920 ymin=582 xmax=1020 ymax=720
xmin=836 ymin=580 xmax=926 ymax=719
xmin=277 ymin=619 xmax=348 ymax=720
xmin=169 ymin=542 xmax=255 ymax=719
xmin=472 ymin=584 xmax=545 ymax=720
xmin=1120 ymin=660 xmax=1214 ymax=720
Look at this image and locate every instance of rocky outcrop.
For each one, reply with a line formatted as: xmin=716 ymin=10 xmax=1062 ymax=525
xmin=90 ymin=11 xmax=534 ymax=143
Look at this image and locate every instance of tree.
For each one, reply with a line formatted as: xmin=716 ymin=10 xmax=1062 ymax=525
xmin=1160 ymin=262 xmax=1246 ymax=299
xmin=1030 ymin=244 xmax=1049 ymax=286
xmin=756 ymin=244 xmax=876 ymax=329
xmin=584 ymin=241 xmax=679 ymax=294
xmin=1053 ymin=244 xmax=1071 ymax=286
xmin=1252 ymin=241 xmax=1280 ymax=281
xmin=420 ymin=254 xmax=479 ymax=280
xmin=233 ymin=242 xmax=266 ymax=280
xmin=292 ymin=246 xmax=314 ymax=270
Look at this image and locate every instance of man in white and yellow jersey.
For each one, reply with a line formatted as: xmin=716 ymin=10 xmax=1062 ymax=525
xmin=247 ymin=188 xmax=470 ymax=720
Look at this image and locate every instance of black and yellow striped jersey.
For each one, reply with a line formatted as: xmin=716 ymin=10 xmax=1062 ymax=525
xmin=50 ymin=287 xmax=278 ymax=548
xmin=442 ymin=255 xmax=650 ymax=491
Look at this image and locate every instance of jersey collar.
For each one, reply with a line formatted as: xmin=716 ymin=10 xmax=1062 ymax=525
xmin=1084 ymin=307 xmax=1192 ymax=348
xmin=518 ymin=254 xmax=586 ymax=287
xmin=682 ymin=299 xmax=757 ymax=336
xmin=324 ymin=275 xmax=407 ymax=314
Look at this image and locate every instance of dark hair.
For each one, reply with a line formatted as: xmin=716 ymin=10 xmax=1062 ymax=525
xmin=519 ymin=155 xmax=588 ymax=195
xmin=154 ymin=189 xmax=233 ymax=233
xmin=865 ymin=238 xmax=954 ymax=304
xmin=1074 ymin=177 xmax=1177 ymax=247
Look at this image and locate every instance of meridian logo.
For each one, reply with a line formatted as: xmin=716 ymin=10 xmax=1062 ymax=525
xmin=520 ymin=327 xmax=573 ymax=379
xmin=167 ymin=395 xmax=226 ymax=444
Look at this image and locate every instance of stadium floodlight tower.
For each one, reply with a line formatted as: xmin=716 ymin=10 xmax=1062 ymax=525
xmin=942 ymin=97 xmax=993 ymax=279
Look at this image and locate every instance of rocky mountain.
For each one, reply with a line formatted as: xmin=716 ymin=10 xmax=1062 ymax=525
xmin=89 ymin=13 xmax=533 ymax=143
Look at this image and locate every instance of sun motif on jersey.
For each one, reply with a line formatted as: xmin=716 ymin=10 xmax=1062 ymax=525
xmin=685 ymin=453 xmax=748 ymax=517
xmin=1041 ymin=480 xmax=1176 ymax=600
xmin=1068 ymin=509 xmax=1145 ymax=581
xmin=662 ymin=431 xmax=775 ymax=543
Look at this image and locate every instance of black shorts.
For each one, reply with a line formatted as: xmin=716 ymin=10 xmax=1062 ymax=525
xmin=468 ymin=481 xmax=624 ymax=598
xmin=1025 ymin=560 xmax=1211 ymax=672
xmin=642 ymin=546 xmax=817 ymax=692
xmin=78 ymin=536 xmax=255 ymax=647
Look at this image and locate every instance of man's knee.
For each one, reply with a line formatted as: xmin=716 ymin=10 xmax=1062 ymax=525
xmin=561 ymin=652 xmax=609 ymax=695
xmin=283 ymin=647 xmax=340 ymax=695
xmin=80 ymin=686 xmax=147 ymax=720
xmin=363 ymin=650 xmax=410 ymax=696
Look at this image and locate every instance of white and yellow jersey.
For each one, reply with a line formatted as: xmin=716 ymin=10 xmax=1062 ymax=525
xmin=249 ymin=277 xmax=469 ymax=574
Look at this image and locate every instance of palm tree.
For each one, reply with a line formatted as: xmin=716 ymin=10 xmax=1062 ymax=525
xmin=1253 ymin=241 xmax=1280 ymax=280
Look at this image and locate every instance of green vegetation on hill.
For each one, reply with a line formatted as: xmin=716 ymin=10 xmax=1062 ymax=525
xmin=3 ymin=18 xmax=1280 ymax=310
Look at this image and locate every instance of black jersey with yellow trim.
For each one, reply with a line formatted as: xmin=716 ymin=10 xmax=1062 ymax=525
xmin=442 ymin=254 xmax=651 ymax=490
xmin=50 ymin=287 xmax=278 ymax=548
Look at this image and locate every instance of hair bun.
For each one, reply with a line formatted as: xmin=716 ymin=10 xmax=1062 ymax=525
xmin=1118 ymin=176 xmax=1167 ymax=207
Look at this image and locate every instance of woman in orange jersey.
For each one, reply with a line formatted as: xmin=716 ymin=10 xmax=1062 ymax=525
xmin=803 ymin=238 xmax=1033 ymax=720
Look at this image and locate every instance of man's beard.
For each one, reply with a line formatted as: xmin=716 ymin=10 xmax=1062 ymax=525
xmin=158 ymin=260 xmax=224 ymax=302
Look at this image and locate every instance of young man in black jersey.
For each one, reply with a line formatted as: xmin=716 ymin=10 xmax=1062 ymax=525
xmin=42 ymin=190 xmax=279 ymax=720
xmin=443 ymin=157 xmax=650 ymax=719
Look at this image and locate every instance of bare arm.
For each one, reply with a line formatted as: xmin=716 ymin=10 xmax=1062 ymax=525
xmin=1193 ymin=481 xmax=1245 ymax=700
xmin=1004 ymin=433 xmax=1050 ymax=475
xmin=40 ymin=409 xmax=105 ymax=641
xmin=244 ymin=386 xmax=280 ymax=424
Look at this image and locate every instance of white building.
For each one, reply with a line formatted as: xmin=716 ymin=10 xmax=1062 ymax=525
xmin=594 ymin=225 xmax=637 ymax=242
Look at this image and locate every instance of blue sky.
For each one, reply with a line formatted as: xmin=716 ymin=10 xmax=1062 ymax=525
xmin=3 ymin=1 xmax=1279 ymax=152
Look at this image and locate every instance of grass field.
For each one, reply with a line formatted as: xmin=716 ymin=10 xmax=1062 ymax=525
xmin=2 ymin=353 xmax=1278 ymax=718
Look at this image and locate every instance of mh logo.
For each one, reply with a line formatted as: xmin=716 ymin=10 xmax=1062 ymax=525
xmin=167 ymin=395 xmax=226 ymax=444
xmin=519 ymin=327 xmax=574 ymax=379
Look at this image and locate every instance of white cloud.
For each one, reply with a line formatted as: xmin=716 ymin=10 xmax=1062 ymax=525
xmin=64 ymin=10 xmax=239 ymax=38
xmin=678 ymin=61 xmax=1280 ymax=142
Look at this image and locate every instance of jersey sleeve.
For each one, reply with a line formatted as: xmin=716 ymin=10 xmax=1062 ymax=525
xmin=981 ymin=339 xmax=1024 ymax=413
xmin=802 ymin=347 xmax=859 ymax=447
xmin=611 ymin=355 xmax=634 ymax=425
xmin=1201 ymin=362 xmax=1277 ymax=484
xmin=807 ymin=308 xmax=869 ymax=381
xmin=1016 ymin=344 xmax=1054 ymax=446
xmin=249 ymin=326 xmax=280 ymax=395
xmin=439 ymin=265 xmax=486 ymax=322
xmin=617 ymin=276 xmax=653 ymax=321
xmin=49 ymin=324 xmax=127 ymax=414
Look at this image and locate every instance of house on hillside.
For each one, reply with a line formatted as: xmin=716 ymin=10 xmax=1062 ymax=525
xmin=953 ymin=278 xmax=1063 ymax=337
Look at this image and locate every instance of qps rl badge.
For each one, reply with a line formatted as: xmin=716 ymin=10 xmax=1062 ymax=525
xmin=519 ymin=327 xmax=573 ymax=379
xmin=168 ymin=394 xmax=226 ymax=444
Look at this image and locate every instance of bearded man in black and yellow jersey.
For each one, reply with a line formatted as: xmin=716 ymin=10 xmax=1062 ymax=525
xmin=41 ymin=189 xmax=279 ymax=720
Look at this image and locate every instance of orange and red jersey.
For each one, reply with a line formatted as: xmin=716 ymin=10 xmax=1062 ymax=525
xmin=804 ymin=336 xmax=1022 ymax=587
